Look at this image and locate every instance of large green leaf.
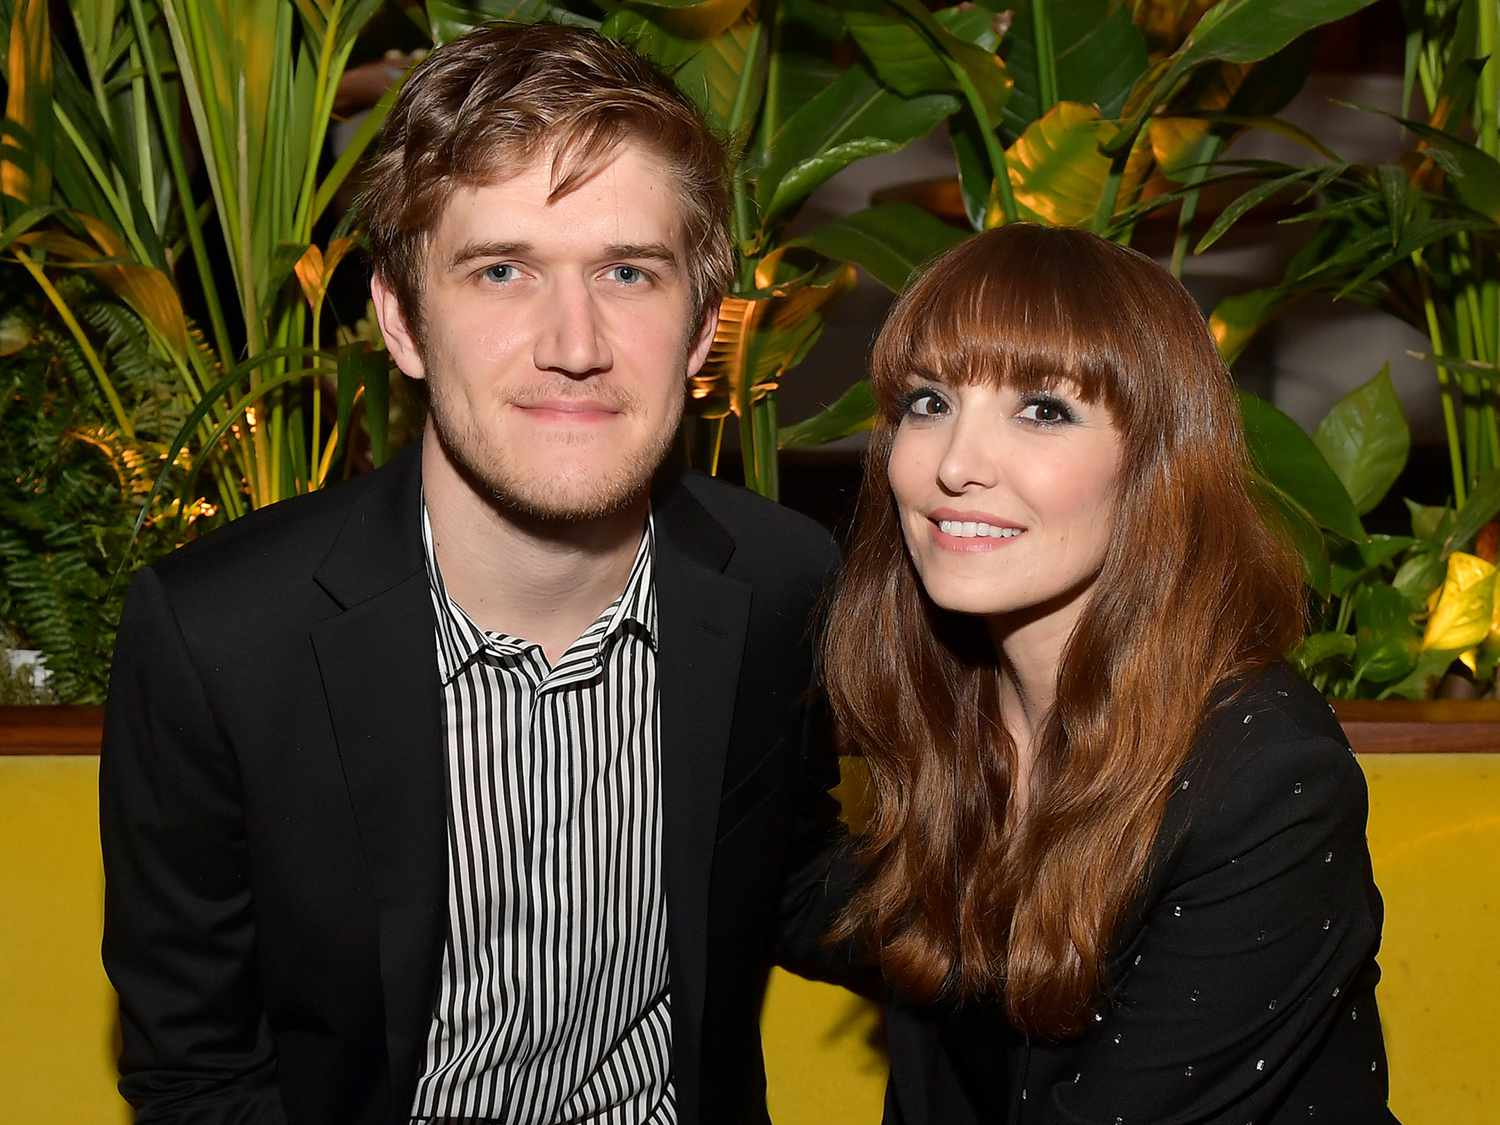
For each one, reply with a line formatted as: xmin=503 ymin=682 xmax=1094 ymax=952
xmin=1378 ymin=648 xmax=1456 ymax=699
xmin=1208 ymin=285 xmax=1288 ymax=364
xmin=1106 ymin=0 xmax=1381 ymax=155
xmin=1393 ymin=547 xmax=1445 ymax=604
xmin=624 ymin=0 xmax=753 ymax=39
xmin=1005 ymin=101 xmax=1150 ymax=227
xmin=1290 ymin=630 xmax=1356 ymax=676
xmin=603 ymin=10 xmax=760 ymax=136
xmin=755 ymin=62 xmax=957 ymax=223
xmin=779 ymin=379 xmax=877 ymax=449
xmin=1407 ymin=498 xmax=1454 ymax=542
xmin=1442 ymin=467 xmax=1500 ymax=556
xmin=1002 ymin=0 xmax=1149 ymax=135
xmin=426 ymin=0 xmax=597 ymax=42
xmin=1256 ymin=475 xmax=1331 ymax=595
xmin=1240 ymin=390 xmax=1365 ymax=542
xmin=948 ymin=113 xmax=992 ymax=231
xmin=1353 ymin=583 xmax=1420 ymax=684
xmin=1312 ymin=364 xmax=1411 ymax=515
xmin=791 ymin=202 xmax=967 ymax=293
xmin=845 ymin=0 xmax=1010 ymax=126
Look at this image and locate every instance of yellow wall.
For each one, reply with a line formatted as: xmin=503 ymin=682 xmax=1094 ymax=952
xmin=3 ymin=752 xmax=1496 ymax=1123
xmin=0 ymin=756 xmax=129 ymax=1124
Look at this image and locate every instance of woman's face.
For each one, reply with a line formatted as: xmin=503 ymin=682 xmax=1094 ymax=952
xmin=887 ymin=377 xmax=1123 ymax=627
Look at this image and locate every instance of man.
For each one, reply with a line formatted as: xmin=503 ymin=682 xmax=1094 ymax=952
xmin=100 ymin=22 xmax=844 ymax=1125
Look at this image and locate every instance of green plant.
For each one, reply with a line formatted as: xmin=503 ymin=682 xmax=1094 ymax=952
xmin=781 ymin=0 xmax=1381 ymax=446
xmin=0 ymin=0 xmax=397 ymax=522
xmin=1190 ymin=0 xmax=1500 ymax=698
xmin=0 ymin=271 xmax=201 ymax=702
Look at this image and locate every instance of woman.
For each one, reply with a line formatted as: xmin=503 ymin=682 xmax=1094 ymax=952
xmin=821 ymin=225 xmax=1394 ymax=1123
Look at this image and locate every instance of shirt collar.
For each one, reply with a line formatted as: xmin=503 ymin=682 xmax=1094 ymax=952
xmin=422 ymin=501 xmax=657 ymax=685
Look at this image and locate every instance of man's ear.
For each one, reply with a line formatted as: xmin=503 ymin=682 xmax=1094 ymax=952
xmin=685 ymin=298 xmax=720 ymax=379
xmin=371 ymin=273 xmax=426 ymax=380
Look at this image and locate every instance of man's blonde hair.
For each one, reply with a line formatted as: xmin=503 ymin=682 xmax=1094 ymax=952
xmin=357 ymin=22 xmax=735 ymax=342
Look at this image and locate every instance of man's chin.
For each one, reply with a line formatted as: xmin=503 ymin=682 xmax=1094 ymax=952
xmin=484 ymin=478 xmax=651 ymax=524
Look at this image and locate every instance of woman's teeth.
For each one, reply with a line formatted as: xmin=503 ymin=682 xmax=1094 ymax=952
xmin=937 ymin=520 xmax=1022 ymax=539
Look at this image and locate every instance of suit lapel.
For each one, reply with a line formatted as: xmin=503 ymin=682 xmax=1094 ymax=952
xmin=309 ymin=447 xmax=447 ymax=1104
xmin=651 ymin=476 xmax=752 ymax=1094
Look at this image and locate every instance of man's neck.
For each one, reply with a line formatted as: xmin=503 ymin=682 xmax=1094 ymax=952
xmin=422 ymin=437 xmax=648 ymax=665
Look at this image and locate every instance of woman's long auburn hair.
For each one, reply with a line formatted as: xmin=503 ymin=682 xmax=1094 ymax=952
xmin=823 ymin=224 xmax=1305 ymax=1038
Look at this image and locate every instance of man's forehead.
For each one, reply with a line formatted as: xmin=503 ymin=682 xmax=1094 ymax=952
xmin=428 ymin=142 xmax=687 ymax=257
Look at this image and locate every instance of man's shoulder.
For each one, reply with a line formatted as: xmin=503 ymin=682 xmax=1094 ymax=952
xmin=147 ymin=451 xmax=409 ymax=602
xmin=675 ymin=470 xmax=839 ymax=575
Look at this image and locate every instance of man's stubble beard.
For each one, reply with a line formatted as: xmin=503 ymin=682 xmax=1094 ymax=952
xmin=424 ymin=367 xmax=686 ymax=525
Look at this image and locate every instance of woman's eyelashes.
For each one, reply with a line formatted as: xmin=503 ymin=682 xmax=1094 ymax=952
xmin=897 ymin=386 xmax=1080 ymax=425
xmin=897 ymin=386 xmax=951 ymax=418
xmin=1017 ymin=393 xmax=1078 ymax=426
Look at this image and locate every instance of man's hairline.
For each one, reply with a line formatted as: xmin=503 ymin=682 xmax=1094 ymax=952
xmin=376 ymin=133 xmax=722 ymax=330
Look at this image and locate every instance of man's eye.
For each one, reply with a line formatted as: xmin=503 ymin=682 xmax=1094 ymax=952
xmin=482 ymin=264 xmax=517 ymax=283
xmin=1018 ymin=396 xmax=1075 ymax=425
xmin=901 ymin=389 xmax=949 ymax=418
xmin=609 ymin=265 xmax=648 ymax=285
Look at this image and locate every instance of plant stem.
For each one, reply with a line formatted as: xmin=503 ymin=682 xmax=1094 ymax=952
xmin=728 ymin=20 xmax=766 ymax=264
xmin=947 ymin=61 xmax=1017 ymax=226
xmin=128 ymin=0 xmax=234 ymax=366
xmin=1092 ymin=157 xmax=1126 ymax=235
xmin=14 ymin=248 xmax=136 ymax=438
xmin=1415 ymin=250 xmax=1467 ymax=506
xmin=759 ymin=1 xmax=782 ymax=168
xmin=1170 ymin=132 xmax=1224 ymax=276
xmin=1479 ymin=0 xmax=1498 ymax=160
xmin=1031 ymin=0 xmax=1057 ymax=113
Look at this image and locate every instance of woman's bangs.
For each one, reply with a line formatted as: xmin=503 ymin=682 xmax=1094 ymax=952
xmin=871 ymin=264 xmax=1122 ymax=420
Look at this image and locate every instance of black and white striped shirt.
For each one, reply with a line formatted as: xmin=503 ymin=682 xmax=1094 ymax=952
xmin=410 ymin=507 xmax=675 ymax=1124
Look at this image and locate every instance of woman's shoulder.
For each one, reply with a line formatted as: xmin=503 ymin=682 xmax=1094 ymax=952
xmin=1163 ymin=661 xmax=1370 ymax=873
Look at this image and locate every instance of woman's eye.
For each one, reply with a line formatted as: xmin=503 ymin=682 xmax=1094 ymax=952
xmin=482 ymin=264 xmax=517 ymax=283
xmin=904 ymin=390 xmax=950 ymax=418
xmin=1018 ymin=396 xmax=1075 ymax=425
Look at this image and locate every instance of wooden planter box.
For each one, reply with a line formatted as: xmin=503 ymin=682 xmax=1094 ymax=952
xmin=5 ymin=700 xmax=1498 ymax=755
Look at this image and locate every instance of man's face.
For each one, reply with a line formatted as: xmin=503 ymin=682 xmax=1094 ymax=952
xmin=375 ymin=142 xmax=716 ymax=522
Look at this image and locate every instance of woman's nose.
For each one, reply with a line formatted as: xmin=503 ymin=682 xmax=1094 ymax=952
xmin=935 ymin=414 xmax=1002 ymax=495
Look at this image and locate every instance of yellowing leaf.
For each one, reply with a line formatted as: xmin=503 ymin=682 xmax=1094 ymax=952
xmin=17 ymin=221 xmax=191 ymax=353
xmin=693 ymin=254 xmax=856 ymax=417
xmin=1005 ymin=102 xmax=1152 ymax=227
xmin=293 ymin=237 xmax=356 ymax=314
xmin=1422 ymin=551 xmax=1497 ymax=653
xmin=2 ymin=0 xmax=53 ymax=203
xmin=649 ymin=0 xmax=754 ymax=39
xmin=1130 ymin=0 xmax=1218 ymax=55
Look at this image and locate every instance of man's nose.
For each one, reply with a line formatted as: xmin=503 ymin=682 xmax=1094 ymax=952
xmin=935 ymin=413 xmax=1002 ymax=495
xmin=532 ymin=276 xmax=612 ymax=377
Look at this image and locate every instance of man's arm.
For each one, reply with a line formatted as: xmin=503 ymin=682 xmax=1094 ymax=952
xmin=772 ymin=543 xmax=883 ymax=997
xmin=100 ymin=567 xmax=288 ymax=1123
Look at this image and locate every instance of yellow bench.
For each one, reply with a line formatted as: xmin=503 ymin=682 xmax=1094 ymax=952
xmin=2 ymin=708 xmax=1496 ymax=1123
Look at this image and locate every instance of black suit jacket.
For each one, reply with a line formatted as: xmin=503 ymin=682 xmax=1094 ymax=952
xmin=99 ymin=445 xmax=844 ymax=1125
xmin=880 ymin=663 xmax=1396 ymax=1125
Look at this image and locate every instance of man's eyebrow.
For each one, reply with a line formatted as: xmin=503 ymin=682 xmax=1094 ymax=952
xmin=446 ymin=240 xmax=530 ymax=272
xmin=604 ymin=243 xmax=679 ymax=269
xmin=444 ymin=240 xmax=681 ymax=273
